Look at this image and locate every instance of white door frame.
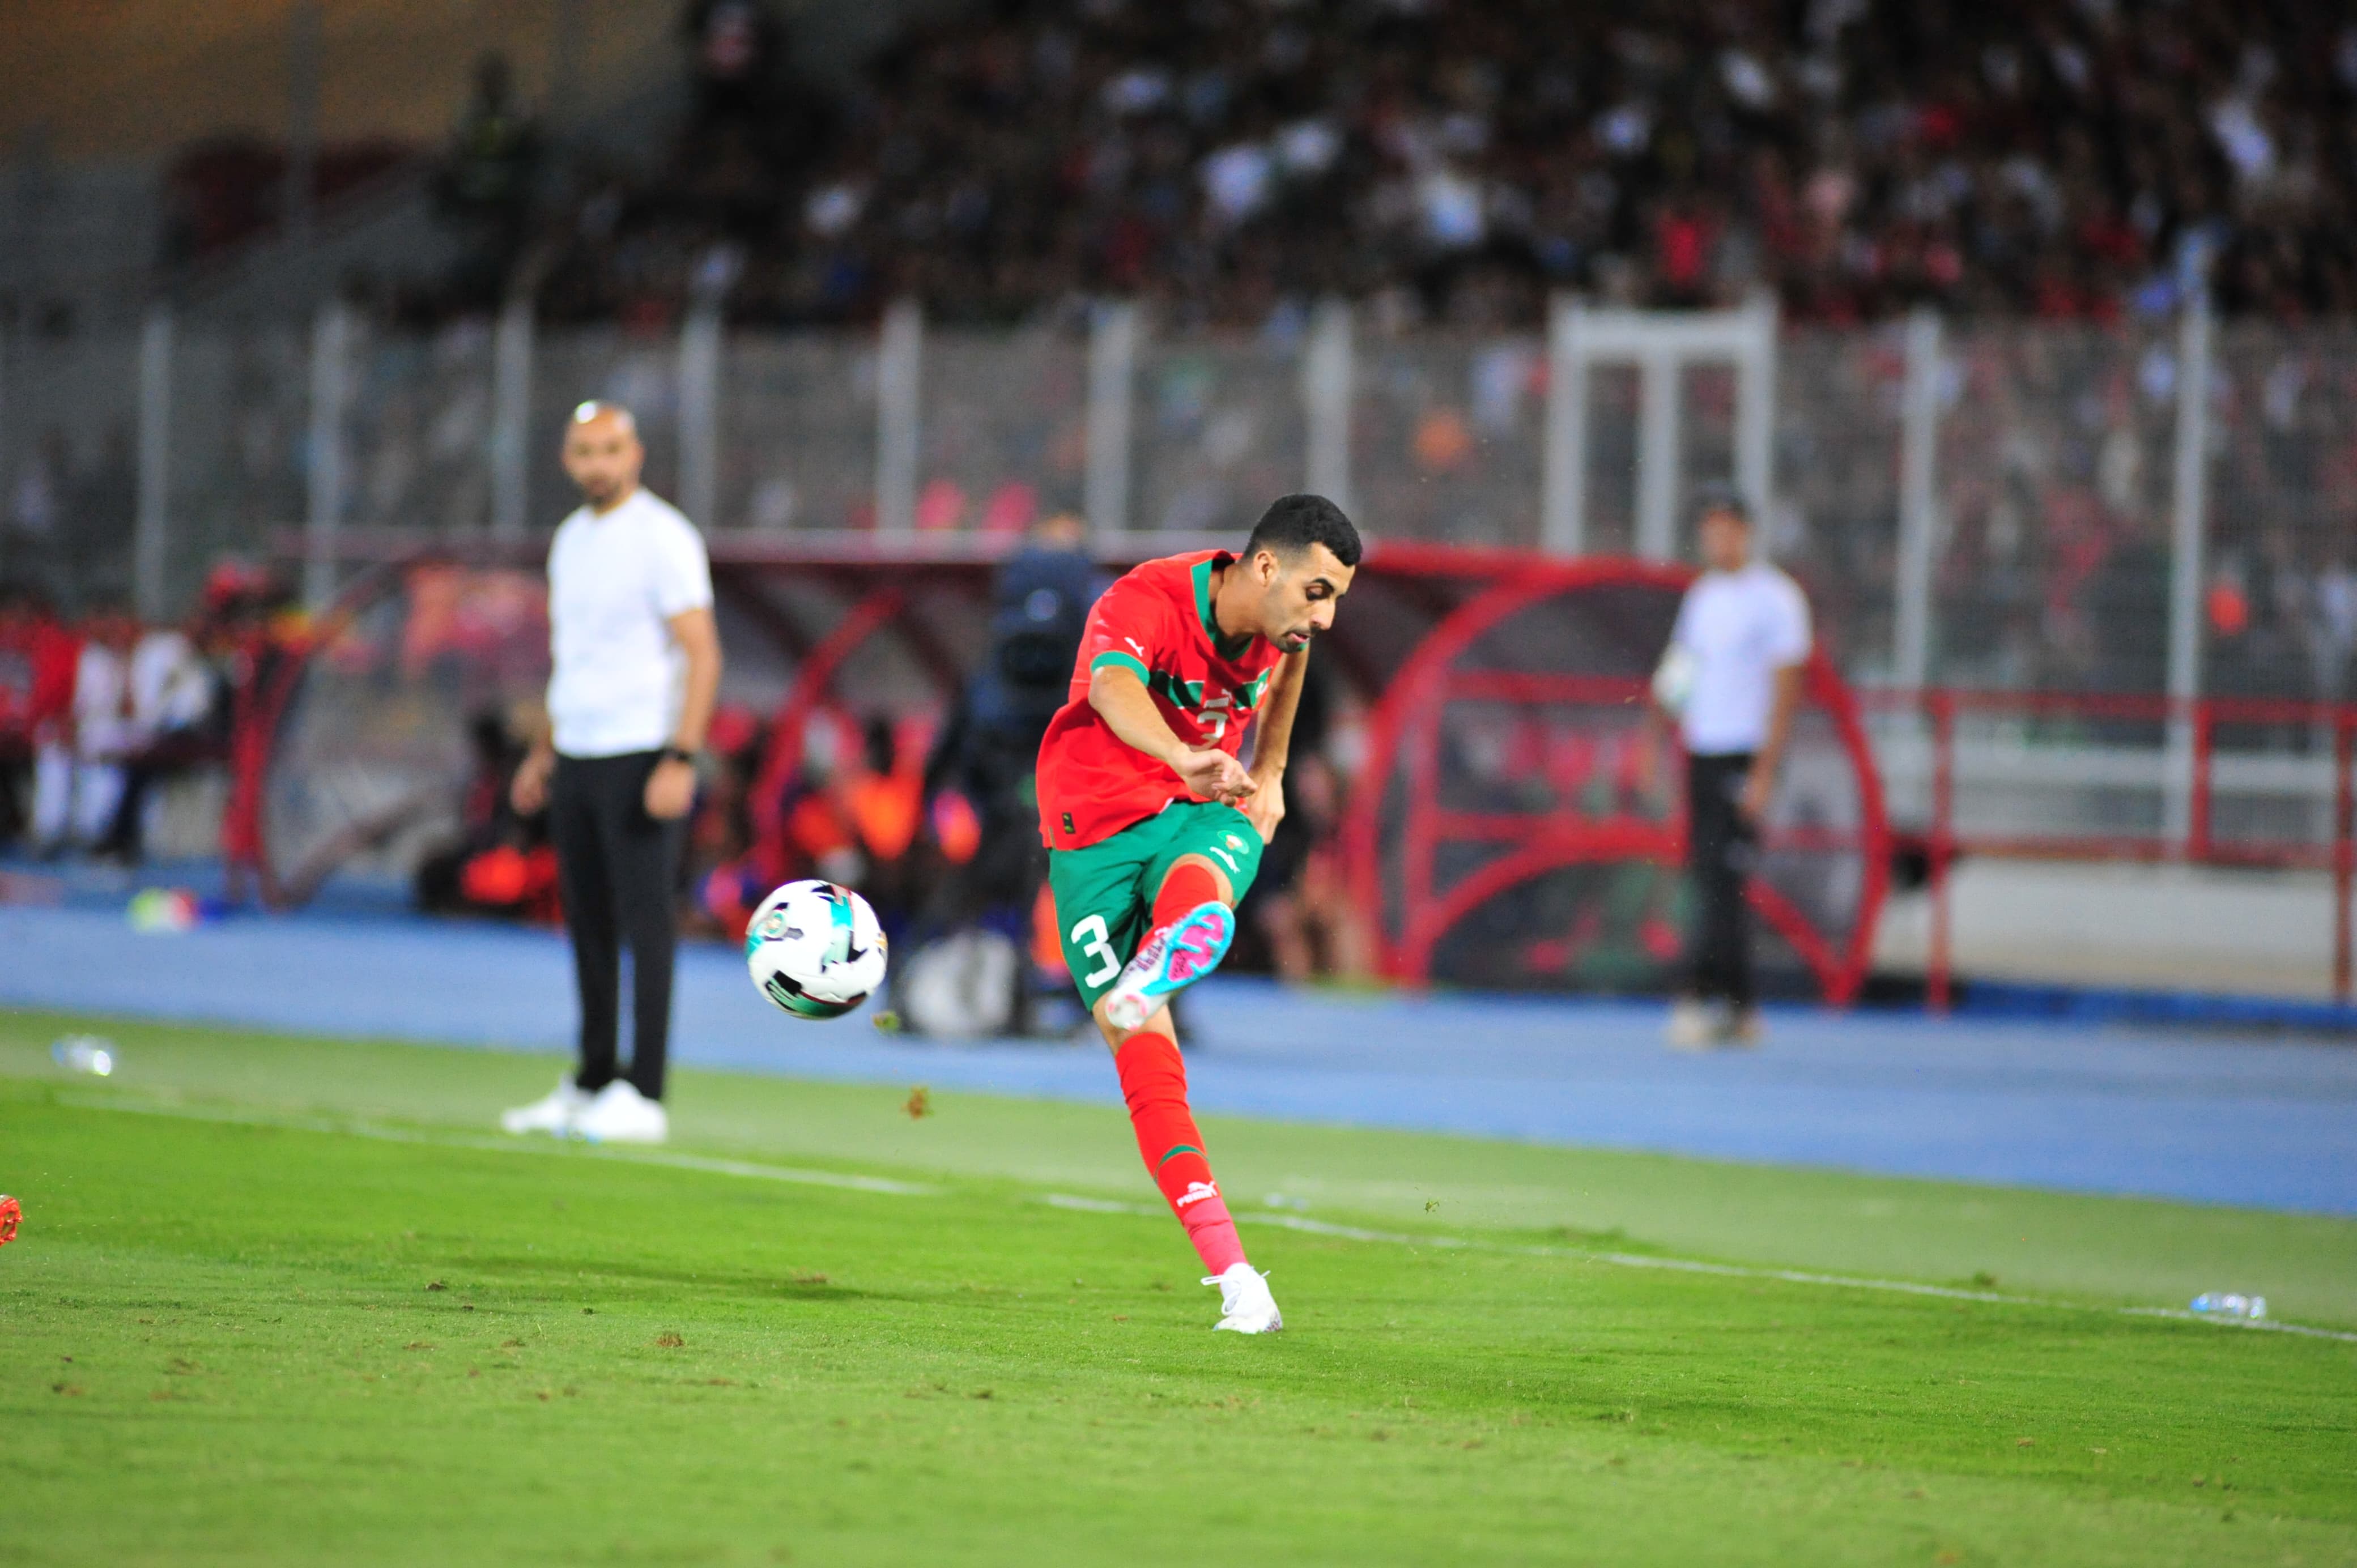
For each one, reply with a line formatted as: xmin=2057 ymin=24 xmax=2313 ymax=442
xmin=1541 ymin=292 xmax=1777 ymax=559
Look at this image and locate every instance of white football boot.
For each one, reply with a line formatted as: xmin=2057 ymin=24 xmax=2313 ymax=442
xmin=1103 ymin=901 xmax=1235 ymax=1033
xmin=500 ymin=1077 xmax=588 ymax=1136
xmin=572 ymin=1080 xmax=669 ymax=1144
xmin=1207 ymin=1263 xmax=1283 ymax=1334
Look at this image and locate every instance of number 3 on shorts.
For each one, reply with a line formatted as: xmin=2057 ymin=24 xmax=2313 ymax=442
xmin=1069 ymin=913 xmax=1121 ymax=987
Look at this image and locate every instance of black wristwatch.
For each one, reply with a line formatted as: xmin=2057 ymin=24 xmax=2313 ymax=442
xmin=661 ymin=746 xmax=696 ymax=766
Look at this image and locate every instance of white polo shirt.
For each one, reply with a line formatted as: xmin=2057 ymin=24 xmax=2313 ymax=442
xmin=544 ymin=488 xmax=714 ymax=759
xmin=1667 ymin=561 xmax=1812 ymax=756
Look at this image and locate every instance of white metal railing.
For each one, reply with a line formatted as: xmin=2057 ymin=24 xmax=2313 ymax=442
xmin=16 ymin=292 xmax=2353 ymax=726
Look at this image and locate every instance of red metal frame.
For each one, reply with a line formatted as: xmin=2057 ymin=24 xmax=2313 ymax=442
xmin=235 ymin=538 xmax=1498 ymax=905
xmin=1926 ymin=691 xmax=1955 ymax=1013
xmin=1864 ymin=689 xmax=2357 ymax=1009
xmin=225 ymin=555 xmax=421 ymax=907
xmin=727 ymin=539 xmax=1554 ymax=886
xmin=1342 ymin=559 xmax=1891 ymax=1005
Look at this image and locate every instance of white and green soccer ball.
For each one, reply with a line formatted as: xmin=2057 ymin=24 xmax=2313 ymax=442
xmin=746 ymin=880 xmax=889 ymax=1021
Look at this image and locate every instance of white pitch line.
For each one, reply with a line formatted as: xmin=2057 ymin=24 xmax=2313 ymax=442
xmin=39 ymin=1089 xmax=2352 ymax=1344
xmin=51 ymin=1090 xmax=934 ymax=1195
xmin=1041 ymin=1193 xmax=2357 ymax=1345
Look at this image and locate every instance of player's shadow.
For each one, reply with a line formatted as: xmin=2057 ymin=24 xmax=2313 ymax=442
xmin=460 ymin=1254 xmax=898 ymax=1303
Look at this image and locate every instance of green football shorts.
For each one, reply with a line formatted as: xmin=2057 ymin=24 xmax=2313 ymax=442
xmin=1047 ymin=799 xmax=1265 ymax=1013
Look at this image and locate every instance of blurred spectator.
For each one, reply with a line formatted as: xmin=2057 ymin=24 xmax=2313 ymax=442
xmin=778 ymin=717 xmax=863 ymax=888
xmin=1233 ymin=654 xmax=1369 ymax=983
xmin=684 ymin=702 xmax=767 ymax=937
xmin=415 ymin=708 xmax=557 ymax=921
xmin=845 ymin=713 xmax=927 ymax=926
xmin=90 ymin=608 xmax=220 ymax=862
xmin=897 ymin=511 xmax=1100 ymax=1028
xmin=923 ymin=512 xmax=1100 ymax=923
xmin=683 ymin=0 xmax=785 ymax=131
xmin=0 ymin=585 xmax=79 ymax=850
xmin=528 ymin=0 xmax=2357 ymax=330
xmin=2318 ymin=557 xmax=2357 ymax=702
xmin=439 ymin=53 xmax=543 ymax=305
xmin=30 ymin=599 xmax=122 ymax=855
xmin=32 ymin=596 xmax=138 ymax=857
xmin=1244 ymin=749 xmax=1368 ymax=984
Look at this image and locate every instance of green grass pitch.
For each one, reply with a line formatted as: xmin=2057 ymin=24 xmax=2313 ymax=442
xmin=3 ymin=1008 xmax=2354 ymax=1566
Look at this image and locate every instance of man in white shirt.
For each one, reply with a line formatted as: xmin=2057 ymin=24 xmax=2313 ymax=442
xmin=32 ymin=597 xmax=140 ymax=854
xmin=1652 ymin=492 xmax=1811 ymax=1048
xmin=502 ymin=403 xmax=722 ymax=1143
xmin=30 ymin=596 xmax=216 ymax=858
xmin=94 ymin=618 xmax=218 ymax=860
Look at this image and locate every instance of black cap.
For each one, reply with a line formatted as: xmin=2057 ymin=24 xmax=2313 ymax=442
xmin=1690 ymin=484 xmax=1752 ymax=526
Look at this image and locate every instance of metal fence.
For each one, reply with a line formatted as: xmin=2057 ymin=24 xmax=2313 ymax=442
xmin=6 ymin=296 xmax=2354 ymax=725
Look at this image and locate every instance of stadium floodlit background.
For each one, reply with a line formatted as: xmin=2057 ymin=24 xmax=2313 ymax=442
xmin=5 ymin=3 xmax=2356 ymax=1565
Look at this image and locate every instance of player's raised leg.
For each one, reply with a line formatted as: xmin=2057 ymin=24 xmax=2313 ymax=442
xmin=1102 ymin=854 xmax=1238 ymax=1030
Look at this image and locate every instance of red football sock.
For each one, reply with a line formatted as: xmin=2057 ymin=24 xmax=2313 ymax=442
xmin=1152 ymin=861 xmax=1225 ymax=930
xmin=1113 ymin=1030 xmax=1246 ymax=1276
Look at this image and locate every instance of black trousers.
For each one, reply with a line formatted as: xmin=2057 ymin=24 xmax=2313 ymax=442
xmin=1682 ymin=751 xmax=1756 ymax=1007
xmin=550 ymin=751 xmax=685 ymax=1100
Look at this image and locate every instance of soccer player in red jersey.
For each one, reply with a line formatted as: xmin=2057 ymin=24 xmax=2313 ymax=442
xmin=1036 ymin=494 xmax=1361 ymax=1332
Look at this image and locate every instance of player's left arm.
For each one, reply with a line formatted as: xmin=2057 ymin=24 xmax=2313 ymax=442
xmin=1739 ymin=662 xmax=1804 ymax=824
xmin=1240 ymin=647 xmax=1309 ymax=843
xmin=646 ymin=606 xmax=721 ymax=821
xmin=1740 ymin=583 xmax=1812 ymax=824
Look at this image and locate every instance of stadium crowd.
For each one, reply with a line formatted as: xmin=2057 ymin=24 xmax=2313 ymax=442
xmin=525 ymin=0 xmax=2357 ymax=330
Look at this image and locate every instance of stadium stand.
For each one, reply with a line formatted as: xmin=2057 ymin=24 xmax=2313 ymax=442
xmin=533 ymin=0 xmax=2357 ymax=329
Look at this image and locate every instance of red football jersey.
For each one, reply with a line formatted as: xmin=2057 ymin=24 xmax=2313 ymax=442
xmin=1036 ymin=550 xmax=1283 ymax=849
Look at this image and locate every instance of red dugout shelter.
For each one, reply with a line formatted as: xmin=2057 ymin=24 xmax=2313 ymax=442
xmin=236 ymin=535 xmax=1891 ymax=1004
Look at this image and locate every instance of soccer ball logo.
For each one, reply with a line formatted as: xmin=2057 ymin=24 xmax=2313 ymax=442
xmin=745 ymin=880 xmax=889 ymax=1021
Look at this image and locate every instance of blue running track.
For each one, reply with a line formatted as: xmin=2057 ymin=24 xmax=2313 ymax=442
xmin=3 ymin=903 xmax=2352 ymax=1216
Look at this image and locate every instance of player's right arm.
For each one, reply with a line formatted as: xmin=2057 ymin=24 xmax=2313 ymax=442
xmin=1088 ymin=663 xmax=1254 ymax=804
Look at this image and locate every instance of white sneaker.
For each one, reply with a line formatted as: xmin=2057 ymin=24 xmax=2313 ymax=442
xmin=500 ymin=1077 xmax=588 ymax=1136
xmin=1664 ymin=999 xmax=1721 ymax=1051
xmin=1104 ymin=901 xmax=1235 ymax=1032
xmin=1206 ymin=1263 xmax=1283 ymax=1334
xmin=572 ymin=1080 xmax=669 ymax=1144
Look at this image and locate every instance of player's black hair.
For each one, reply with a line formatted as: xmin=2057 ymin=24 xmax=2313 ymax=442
xmin=1690 ymin=485 xmax=1752 ymax=526
xmin=1246 ymin=493 xmax=1363 ymax=569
